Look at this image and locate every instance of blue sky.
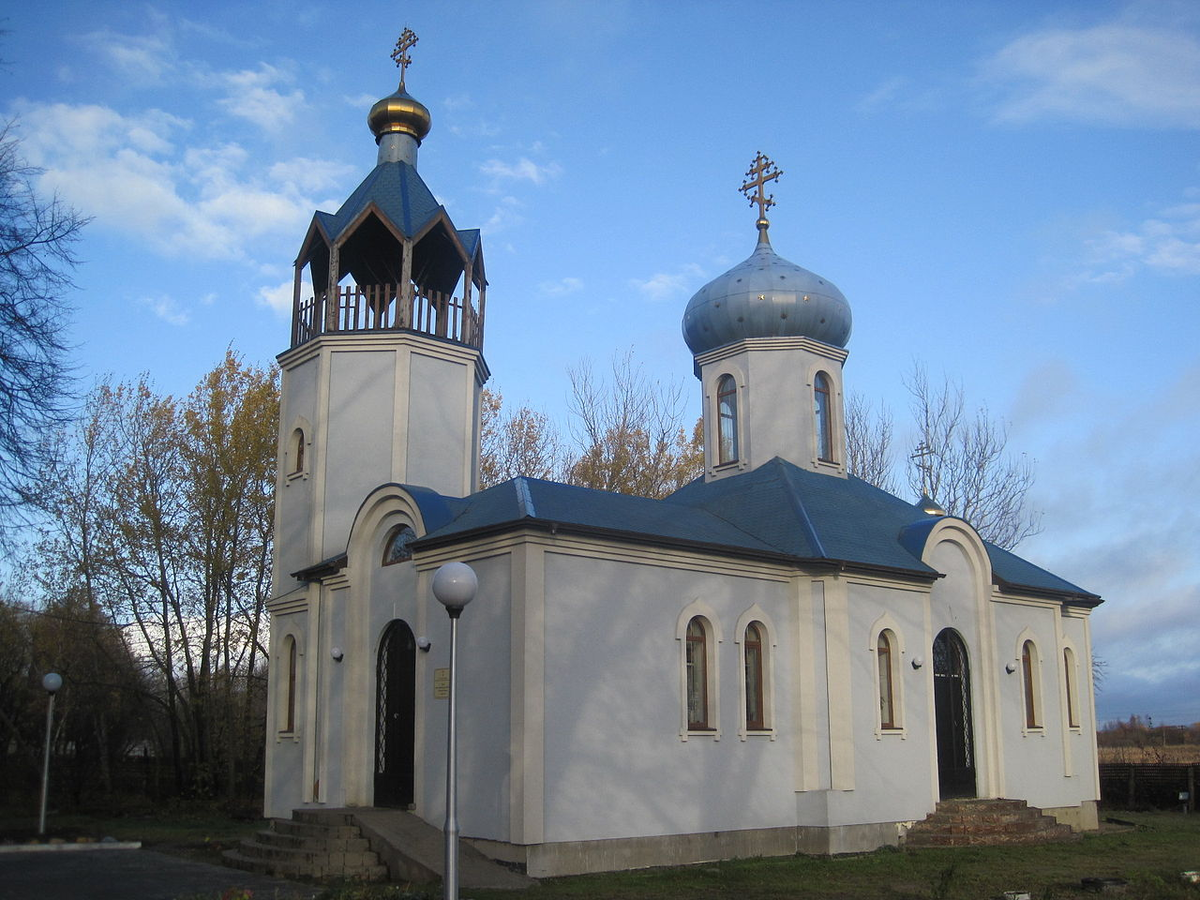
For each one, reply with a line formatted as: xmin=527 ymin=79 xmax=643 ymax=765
xmin=5 ymin=1 xmax=1199 ymax=724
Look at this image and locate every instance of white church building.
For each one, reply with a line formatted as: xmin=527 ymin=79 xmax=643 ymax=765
xmin=264 ymin=38 xmax=1102 ymax=878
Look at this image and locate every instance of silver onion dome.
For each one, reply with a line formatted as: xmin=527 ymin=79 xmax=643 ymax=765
xmin=681 ymin=232 xmax=852 ymax=355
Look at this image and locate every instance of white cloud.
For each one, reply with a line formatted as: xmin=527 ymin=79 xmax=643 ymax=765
xmin=13 ymin=100 xmax=334 ymax=261
xmin=479 ymin=157 xmax=562 ymax=186
xmin=257 ymin=279 xmax=310 ymax=317
xmin=216 ymin=64 xmax=305 ymax=131
xmin=140 ymin=295 xmax=190 ymax=326
xmin=539 ymin=277 xmax=583 ymax=296
xmin=1077 ymin=197 xmax=1200 ymax=282
xmin=80 ymin=26 xmax=176 ymax=84
xmin=269 ymin=158 xmax=355 ymax=194
xmin=629 ymin=264 xmax=705 ymax=303
xmin=484 ymin=196 xmax=524 ymax=234
xmin=983 ymin=24 xmax=1200 ymax=128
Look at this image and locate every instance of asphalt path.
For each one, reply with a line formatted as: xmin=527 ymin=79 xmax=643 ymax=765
xmin=0 ymin=847 xmax=319 ymax=900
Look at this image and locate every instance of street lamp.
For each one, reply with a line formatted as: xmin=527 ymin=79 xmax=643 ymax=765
xmin=38 ymin=672 xmax=62 ymax=836
xmin=431 ymin=562 xmax=477 ymax=900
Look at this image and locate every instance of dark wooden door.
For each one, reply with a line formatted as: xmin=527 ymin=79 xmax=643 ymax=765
xmin=933 ymin=628 xmax=976 ymax=799
xmin=375 ymin=620 xmax=416 ymax=807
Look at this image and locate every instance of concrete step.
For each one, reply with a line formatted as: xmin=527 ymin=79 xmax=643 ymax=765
xmin=226 ymin=813 xmax=388 ymax=882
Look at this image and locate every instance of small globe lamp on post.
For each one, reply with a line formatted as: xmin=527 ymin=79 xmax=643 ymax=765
xmin=431 ymin=562 xmax=477 ymax=900
xmin=38 ymin=672 xmax=62 ymax=836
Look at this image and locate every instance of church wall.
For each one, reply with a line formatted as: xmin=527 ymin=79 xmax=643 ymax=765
xmin=323 ymin=350 xmax=396 ymax=556
xmin=538 ymin=552 xmax=798 ymax=844
xmin=264 ymin=603 xmax=309 ymax=818
xmin=406 ymin=351 xmax=469 ymax=494
xmin=740 ymin=349 xmax=844 ymax=476
xmin=276 ymin=359 xmax=318 ymax=589
xmin=417 ymin=552 xmax=515 ymax=841
xmin=991 ymin=599 xmax=1099 ymax=813
xmin=842 ymin=581 xmax=936 ymax=825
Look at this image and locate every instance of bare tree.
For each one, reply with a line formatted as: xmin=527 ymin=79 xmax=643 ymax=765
xmin=845 ymin=391 xmax=896 ymax=492
xmin=0 ymin=122 xmax=88 ymax=540
xmin=904 ymin=365 xmax=1040 ymax=549
xmin=566 ymin=350 xmax=703 ymax=498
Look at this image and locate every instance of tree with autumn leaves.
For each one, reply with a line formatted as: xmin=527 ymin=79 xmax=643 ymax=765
xmin=4 ymin=351 xmax=277 ymax=804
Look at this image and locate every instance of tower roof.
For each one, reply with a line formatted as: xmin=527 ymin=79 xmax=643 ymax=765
xmin=681 ymin=154 xmax=852 ymax=356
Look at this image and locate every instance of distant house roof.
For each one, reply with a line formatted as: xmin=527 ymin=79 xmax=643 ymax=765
xmin=411 ymin=457 xmax=1099 ymax=605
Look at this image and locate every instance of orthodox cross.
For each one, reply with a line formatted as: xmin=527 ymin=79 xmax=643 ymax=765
xmin=911 ymin=441 xmax=935 ymax=498
xmin=392 ymin=28 xmax=419 ymax=88
xmin=740 ymin=152 xmax=782 ymax=222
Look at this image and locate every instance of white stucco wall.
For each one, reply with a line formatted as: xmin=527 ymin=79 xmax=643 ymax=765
xmin=538 ymin=551 xmax=798 ymax=843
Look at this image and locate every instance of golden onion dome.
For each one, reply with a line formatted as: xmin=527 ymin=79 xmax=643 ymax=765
xmin=368 ymin=86 xmax=432 ymax=144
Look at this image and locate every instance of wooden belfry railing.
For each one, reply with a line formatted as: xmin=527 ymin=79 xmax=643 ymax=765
xmin=292 ymin=282 xmax=484 ymax=349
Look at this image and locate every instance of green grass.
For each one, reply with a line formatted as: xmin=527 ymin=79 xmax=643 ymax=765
xmin=6 ymin=808 xmax=1200 ymax=899
xmin=463 ymin=811 xmax=1200 ymax=900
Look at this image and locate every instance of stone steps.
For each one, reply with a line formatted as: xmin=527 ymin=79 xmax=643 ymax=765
xmin=223 ymin=811 xmax=388 ymax=882
xmin=904 ymin=798 xmax=1078 ymax=849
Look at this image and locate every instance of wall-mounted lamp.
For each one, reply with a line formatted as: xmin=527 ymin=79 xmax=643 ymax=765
xmin=330 ymin=647 xmax=344 ymax=662
xmin=911 ymin=657 xmax=924 ymax=670
xmin=416 ymin=636 xmax=432 ymax=652
xmin=1005 ymin=661 xmax=1017 ymax=674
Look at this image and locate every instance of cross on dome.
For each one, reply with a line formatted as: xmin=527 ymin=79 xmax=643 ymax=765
xmin=392 ymin=28 xmax=419 ymax=88
xmin=740 ymin=152 xmax=782 ymax=230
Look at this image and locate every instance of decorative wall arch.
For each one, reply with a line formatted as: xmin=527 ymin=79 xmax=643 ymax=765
xmin=868 ymin=612 xmax=907 ymax=735
xmin=735 ymin=604 xmax=778 ymax=738
xmin=802 ymin=359 xmax=845 ymax=467
xmin=676 ymin=600 xmax=723 ymax=740
xmin=286 ymin=415 xmax=313 ymax=479
xmin=1015 ymin=628 xmax=1045 ymax=732
xmin=704 ymin=362 xmax=748 ymax=472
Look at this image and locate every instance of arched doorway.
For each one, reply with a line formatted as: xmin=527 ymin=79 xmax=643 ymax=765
xmin=933 ymin=628 xmax=976 ymax=799
xmin=375 ymin=620 xmax=416 ymax=807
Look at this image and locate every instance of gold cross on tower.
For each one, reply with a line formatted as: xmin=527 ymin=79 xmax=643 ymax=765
xmin=740 ymin=152 xmax=783 ymax=227
xmin=392 ymin=28 xmax=419 ymax=88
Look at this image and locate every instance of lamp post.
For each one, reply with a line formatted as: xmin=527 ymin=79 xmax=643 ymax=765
xmin=38 ymin=672 xmax=62 ymax=836
xmin=431 ymin=562 xmax=477 ymax=900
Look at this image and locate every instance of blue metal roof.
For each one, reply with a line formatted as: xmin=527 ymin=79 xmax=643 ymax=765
xmin=320 ymin=161 xmax=444 ymax=244
xmin=412 ymin=458 xmax=1098 ymax=604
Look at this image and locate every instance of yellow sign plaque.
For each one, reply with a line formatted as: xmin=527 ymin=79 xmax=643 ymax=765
xmin=433 ymin=667 xmax=450 ymax=699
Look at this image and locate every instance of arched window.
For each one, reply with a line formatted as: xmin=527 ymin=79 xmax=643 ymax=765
xmin=717 ymin=374 xmax=738 ymax=464
xmin=744 ymin=622 xmax=766 ymax=731
xmin=686 ymin=617 xmax=712 ymax=730
xmin=382 ymin=525 xmax=417 ymax=566
xmin=1063 ymin=647 xmax=1079 ymax=728
xmin=284 ymin=635 xmax=298 ymax=733
xmin=878 ymin=630 xmax=897 ymax=729
xmin=814 ymin=372 xmax=833 ymax=461
xmin=290 ymin=428 xmax=306 ymax=475
xmin=1022 ymin=640 xmax=1041 ymax=728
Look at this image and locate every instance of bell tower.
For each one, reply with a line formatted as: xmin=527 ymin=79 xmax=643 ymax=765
xmin=274 ymin=31 xmax=489 ymax=590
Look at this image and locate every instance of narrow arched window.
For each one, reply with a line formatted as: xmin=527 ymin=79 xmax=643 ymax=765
xmin=1022 ymin=640 xmax=1040 ymax=728
xmin=744 ymin=622 xmax=765 ymax=730
xmin=382 ymin=525 xmax=417 ymax=566
xmin=814 ymin=372 xmax=833 ymax=461
xmin=717 ymin=374 xmax=738 ymax=464
xmin=290 ymin=428 xmax=306 ymax=475
xmin=878 ymin=630 xmax=897 ymax=729
xmin=686 ymin=617 xmax=711 ymax=730
xmin=284 ymin=635 xmax=298 ymax=733
xmin=1063 ymin=647 xmax=1079 ymax=728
